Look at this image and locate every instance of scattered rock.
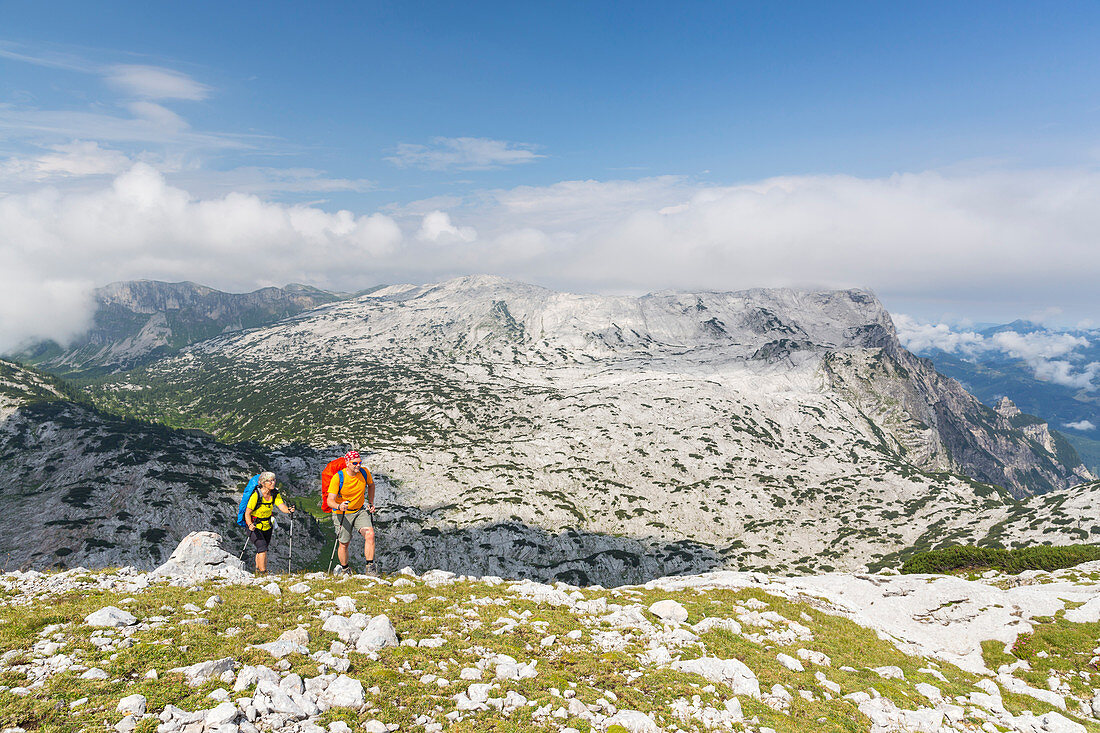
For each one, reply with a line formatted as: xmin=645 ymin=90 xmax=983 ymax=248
xmin=605 ymin=709 xmax=660 ymax=733
xmin=776 ymin=652 xmax=804 ymax=672
xmin=648 ymin=599 xmax=689 ymax=623
xmin=170 ymin=657 xmax=237 ymax=686
xmin=672 ymin=657 xmax=760 ymax=698
xmin=85 ymin=606 xmax=137 ymax=628
xmin=320 ymin=675 xmax=365 ymax=708
xmin=116 ymin=694 xmax=146 ymax=716
xmin=356 ymin=614 xmax=398 ymax=653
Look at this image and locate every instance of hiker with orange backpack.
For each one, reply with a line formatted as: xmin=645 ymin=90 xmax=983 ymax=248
xmin=323 ymin=450 xmax=377 ymax=575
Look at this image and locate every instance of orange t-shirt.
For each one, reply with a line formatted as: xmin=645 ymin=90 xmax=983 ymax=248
xmin=328 ymin=468 xmax=373 ymax=512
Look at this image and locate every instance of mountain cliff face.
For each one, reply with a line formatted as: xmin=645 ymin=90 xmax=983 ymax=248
xmin=12 ymin=280 xmax=344 ymax=377
xmin=0 ymin=359 xmax=326 ymax=572
xmin=74 ymin=276 xmax=1093 ymax=580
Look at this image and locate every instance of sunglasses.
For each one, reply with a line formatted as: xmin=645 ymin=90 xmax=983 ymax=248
xmin=349 ymin=461 xmax=362 ymax=466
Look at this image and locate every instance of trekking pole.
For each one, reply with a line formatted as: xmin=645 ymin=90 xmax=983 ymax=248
xmin=238 ymin=531 xmax=250 ymax=561
xmin=327 ymin=511 xmax=344 ymax=573
xmin=288 ymin=511 xmax=294 ymax=575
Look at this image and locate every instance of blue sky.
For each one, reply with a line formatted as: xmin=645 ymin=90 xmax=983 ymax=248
xmin=1 ymin=1 xmax=1099 ymax=348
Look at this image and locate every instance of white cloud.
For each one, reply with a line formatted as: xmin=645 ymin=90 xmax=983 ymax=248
xmin=0 ymin=141 xmax=131 ymax=183
xmin=0 ymin=164 xmax=400 ymax=352
xmin=893 ymin=314 xmax=984 ymax=355
xmin=416 ymin=211 xmax=477 ymax=244
xmin=1064 ymin=420 xmax=1096 ymax=431
xmin=386 ymin=137 xmax=543 ymax=170
xmin=0 ymin=106 xmax=255 ymax=152
xmin=989 ymin=331 xmax=1088 ymax=362
xmin=898 ymin=316 xmax=1098 ymax=391
xmin=126 ymin=101 xmax=190 ymax=131
xmin=1030 ymin=360 xmax=1100 ymax=391
xmin=6 ymin=163 xmax=1100 ymax=359
xmin=105 ymin=64 xmax=212 ymax=101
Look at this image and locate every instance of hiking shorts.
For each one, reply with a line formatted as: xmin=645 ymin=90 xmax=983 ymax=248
xmin=333 ymin=508 xmax=372 ymax=544
xmin=250 ymin=527 xmax=273 ymax=554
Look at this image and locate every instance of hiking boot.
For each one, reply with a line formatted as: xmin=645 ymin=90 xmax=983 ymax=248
xmin=333 ymin=564 xmax=351 ymax=576
xmin=362 ymin=561 xmax=378 ymax=577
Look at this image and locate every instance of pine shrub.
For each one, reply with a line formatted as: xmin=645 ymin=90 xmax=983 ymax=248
xmin=900 ymin=544 xmax=1100 ymax=575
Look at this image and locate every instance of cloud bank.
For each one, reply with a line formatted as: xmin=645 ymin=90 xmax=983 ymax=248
xmin=3 ymin=162 xmax=1100 ymax=354
xmin=0 ymin=164 xmax=399 ymax=350
xmin=895 ymin=315 xmax=1099 ymax=391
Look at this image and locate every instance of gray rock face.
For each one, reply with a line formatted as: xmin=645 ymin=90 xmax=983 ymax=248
xmin=151 ymin=532 xmax=251 ymax=583
xmin=0 ymin=360 xmax=326 ymax=575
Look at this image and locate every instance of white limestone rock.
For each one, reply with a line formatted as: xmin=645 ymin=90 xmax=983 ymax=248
xmin=151 ymin=532 xmax=251 ymax=583
xmin=85 ymin=607 xmax=137 ymax=628
xmin=671 ymin=657 xmax=760 ymax=698
xmin=776 ymin=653 xmax=804 ymax=672
xmin=355 ymin=614 xmax=398 ymax=653
xmin=605 ymin=709 xmax=660 ymax=733
xmin=252 ymin=640 xmax=307 ymax=659
xmin=872 ymin=665 xmax=904 ymax=679
xmin=321 ymin=675 xmax=365 ymax=708
xmin=648 ymin=600 xmax=688 ymax=623
xmin=116 ymin=694 xmax=146 ymax=716
xmin=204 ymin=702 xmax=238 ymax=728
xmin=170 ymin=657 xmax=237 ymax=686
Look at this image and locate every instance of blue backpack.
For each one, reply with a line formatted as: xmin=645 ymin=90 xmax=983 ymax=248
xmin=235 ymin=474 xmax=263 ymax=527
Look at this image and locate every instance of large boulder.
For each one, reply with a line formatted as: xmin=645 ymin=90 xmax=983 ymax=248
xmin=151 ymin=532 xmax=251 ymax=583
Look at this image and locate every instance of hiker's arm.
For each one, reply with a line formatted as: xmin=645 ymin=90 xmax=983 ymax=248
xmin=277 ymin=497 xmax=295 ymax=514
xmin=367 ymin=481 xmax=375 ymax=511
xmin=245 ymin=508 xmax=256 ymax=530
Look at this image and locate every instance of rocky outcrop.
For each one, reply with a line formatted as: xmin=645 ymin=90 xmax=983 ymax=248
xmin=150 ymin=532 xmax=252 ymax=583
xmin=824 ymin=347 xmax=1094 ymax=498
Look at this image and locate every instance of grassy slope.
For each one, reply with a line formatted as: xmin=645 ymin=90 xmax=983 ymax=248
xmin=2 ymin=569 xmax=1099 ymax=732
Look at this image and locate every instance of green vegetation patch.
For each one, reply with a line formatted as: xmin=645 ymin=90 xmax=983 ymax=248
xmin=900 ymin=544 xmax=1100 ymax=575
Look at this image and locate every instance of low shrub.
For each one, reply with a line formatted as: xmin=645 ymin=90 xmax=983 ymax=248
xmin=900 ymin=544 xmax=1100 ymax=575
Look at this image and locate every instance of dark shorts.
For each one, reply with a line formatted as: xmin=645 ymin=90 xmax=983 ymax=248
xmin=250 ymin=527 xmax=273 ymax=554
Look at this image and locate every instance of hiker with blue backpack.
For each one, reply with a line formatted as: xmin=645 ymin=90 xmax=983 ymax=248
xmin=239 ymin=471 xmax=295 ymax=575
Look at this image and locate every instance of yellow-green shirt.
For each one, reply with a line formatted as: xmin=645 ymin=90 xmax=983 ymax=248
xmin=246 ymin=492 xmax=285 ymax=531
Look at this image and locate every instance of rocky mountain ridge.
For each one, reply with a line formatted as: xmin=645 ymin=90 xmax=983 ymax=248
xmin=12 ymin=280 xmax=346 ymax=377
xmin=75 ymin=276 xmax=1094 ymax=580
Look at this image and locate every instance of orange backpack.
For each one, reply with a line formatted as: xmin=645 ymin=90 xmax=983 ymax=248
xmin=320 ymin=458 xmax=346 ymax=514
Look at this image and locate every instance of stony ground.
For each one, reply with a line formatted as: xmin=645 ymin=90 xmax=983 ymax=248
xmin=3 ymin=536 xmax=1100 ymax=733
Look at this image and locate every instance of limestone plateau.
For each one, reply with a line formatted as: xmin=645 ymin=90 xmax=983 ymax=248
xmin=65 ymin=276 xmax=1096 ymax=582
